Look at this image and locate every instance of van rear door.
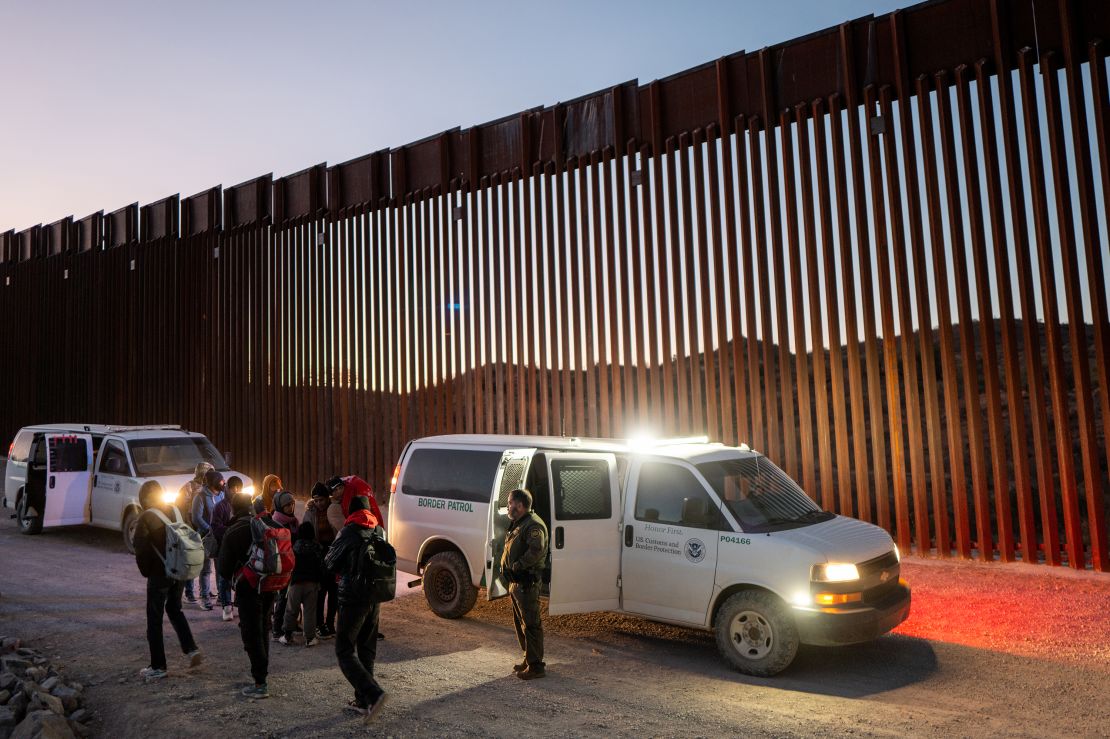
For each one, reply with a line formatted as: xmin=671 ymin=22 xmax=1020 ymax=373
xmin=546 ymin=452 xmax=621 ymax=615
xmin=485 ymin=449 xmax=536 ymax=601
xmin=42 ymin=434 xmax=93 ymax=527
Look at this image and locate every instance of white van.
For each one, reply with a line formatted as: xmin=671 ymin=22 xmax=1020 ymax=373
xmin=388 ymin=434 xmax=910 ymax=676
xmin=4 ymin=424 xmax=253 ymax=552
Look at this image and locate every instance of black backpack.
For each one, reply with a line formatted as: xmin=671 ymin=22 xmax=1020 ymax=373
xmin=352 ymin=528 xmax=397 ymax=603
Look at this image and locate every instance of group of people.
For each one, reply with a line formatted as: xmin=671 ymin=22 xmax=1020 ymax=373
xmin=133 ymin=464 xmax=391 ymax=722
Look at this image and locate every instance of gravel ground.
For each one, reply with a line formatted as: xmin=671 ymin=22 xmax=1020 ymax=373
xmin=0 ymin=514 xmax=1107 ymax=738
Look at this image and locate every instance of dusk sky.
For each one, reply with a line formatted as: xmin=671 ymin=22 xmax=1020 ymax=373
xmin=1 ymin=0 xmax=909 ymax=233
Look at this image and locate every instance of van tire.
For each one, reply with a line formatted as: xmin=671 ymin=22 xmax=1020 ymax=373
xmin=715 ymin=590 xmax=799 ymax=676
xmin=122 ymin=508 xmax=140 ymax=554
xmin=16 ymin=492 xmax=43 ymax=535
xmin=423 ymin=551 xmax=477 ymax=619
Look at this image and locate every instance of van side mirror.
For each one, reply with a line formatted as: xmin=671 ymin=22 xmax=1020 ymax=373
xmin=224 ymin=451 xmax=233 ymax=467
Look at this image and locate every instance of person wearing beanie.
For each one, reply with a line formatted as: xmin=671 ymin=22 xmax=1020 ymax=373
xmin=269 ymin=490 xmax=299 ymax=640
xmin=325 ymin=495 xmax=388 ymax=722
xmin=210 ymin=476 xmax=250 ymax=622
xmin=218 ymin=493 xmax=282 ymax=699
xmin=190 ymin=470 xmax=226 ymax=611
xmin=280 ymin=521 xmax=326 ymax=646
xmin=304 ymin=482 xmax=338 ymax=639
xmin=178 ymin=461 xmax=214 ymax=604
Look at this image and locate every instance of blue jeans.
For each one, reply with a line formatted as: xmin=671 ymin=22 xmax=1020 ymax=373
xmin=196 ymin=556 xmax=213 ymax=600
xmin=217 ymin=574 xmax=232 ymax=607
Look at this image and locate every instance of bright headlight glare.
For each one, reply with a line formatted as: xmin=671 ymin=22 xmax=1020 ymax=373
xmin=159 ymin=489 xmax=177 ymax=505
xmin=812 ymin=562 xmax=860 ymax=582
xmin=241 ymin=485 xmax=256 ymax=497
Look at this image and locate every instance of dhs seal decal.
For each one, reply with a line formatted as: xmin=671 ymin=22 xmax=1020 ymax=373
xmin=684 ymin=538 xmax=706 ymax=563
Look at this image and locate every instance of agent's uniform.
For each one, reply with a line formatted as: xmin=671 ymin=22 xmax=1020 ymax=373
xmin=501 ymin=511 xmax=548 ymax=676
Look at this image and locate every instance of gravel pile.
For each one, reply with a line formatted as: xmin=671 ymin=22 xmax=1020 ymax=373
xmin=0 ymin=636 xmax=92 ymax=739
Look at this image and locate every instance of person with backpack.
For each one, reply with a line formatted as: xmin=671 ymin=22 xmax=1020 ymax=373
xmin=325 ymin=495 xmax=392 ymax=722
xmin=270 ymin=491 xmax=299 ymax=641
xmin=191 ymin=470 xmax=226 ymax=611
xmin=218 ymin=500 xmax=295 ymax=699
xmin=178 ymin=461 xmax=213 ymax=605
xmin=133 ymin=485 xmax=204 ymax=680
xmin=280 ymin=521 xmax=326 ymax=646
xmin=304 ymin=482 xmax=338 ymax=639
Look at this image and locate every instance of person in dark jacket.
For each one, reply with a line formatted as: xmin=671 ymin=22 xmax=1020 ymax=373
xmin=210 ymin=476 xmax=243 ymax=622
xmin=218 ymin=502 xmax=277 ymax=700
xmin=305 ymin=482 xmax=338 ymax=639
xmin=324 ymin=496 xmax=387 ymax=722
xmin=280 ymin=521 xmax=326 ymax=646
xmin=501 ymin=488 xmax=549 ymax=680
xmin=134 ymin=488 xmax=202 ymax=680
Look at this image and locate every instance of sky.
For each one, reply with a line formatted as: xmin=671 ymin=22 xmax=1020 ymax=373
xmin=0 ymin=0 xmax=911 ymax=233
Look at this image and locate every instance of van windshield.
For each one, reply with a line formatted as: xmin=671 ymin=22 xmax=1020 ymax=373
xmin=128 ymin=438 xmax=229 ymax=476
xmin=697 ymin=455 xmax=834 ymax=532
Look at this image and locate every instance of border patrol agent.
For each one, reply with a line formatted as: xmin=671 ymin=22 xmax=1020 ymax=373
xmin=501 ymin=488 xmax=549 ymax=680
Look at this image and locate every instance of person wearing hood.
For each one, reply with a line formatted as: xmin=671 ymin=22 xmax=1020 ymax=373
xmin=259 ymin=474 xmax=283 ymax=514
xmin=134 ymin=484 xmax=202 ymax=680
xmin=270 ymin=490 xmax=298 ymax=640
xmin=178 ymin=461 xmax=213 ymax=604
xmin=325 ymin=496 xmax=388 ymax=722
xmin=190 ymin=470 xmax=226 ymax=611
xmin=280 ymin=521 xmax=326 ymax=646
xmin=218 ymin=493 xmax=278 ymax=700
xmin=323 ymin=476 xmax=384 ymax=535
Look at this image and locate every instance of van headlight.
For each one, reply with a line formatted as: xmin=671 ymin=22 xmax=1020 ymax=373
xmin=811 ymin=562 xmax=860 ymax=582
xmin=160 ymin=489 xmax=178 ymax=505
xmin=242 ymin=485 xmax=256 ymax=498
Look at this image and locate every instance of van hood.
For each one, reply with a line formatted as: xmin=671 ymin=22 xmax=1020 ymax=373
xmin=773 ymin=515 xmax=895 ymax=563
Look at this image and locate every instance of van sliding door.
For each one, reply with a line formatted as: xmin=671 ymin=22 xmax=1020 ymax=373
xmin=485 ymin=449 xmax=536 ymax=601
xmin=546 ymin=453 xmax=621 ymax=615
xmin=43 ymin=434 xmax=93 ymax=527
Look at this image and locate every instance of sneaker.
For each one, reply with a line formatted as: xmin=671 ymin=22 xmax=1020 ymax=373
xmin=366 ymin=692 xmax=388 ymax=723
xmin=271 ymin=633 xmax=283 ymax=642
xmin=241 ymin=683 xmax=269 ymax=700
xmin=305 ymin=638 xmax=320 ymax=647
xmin=184 ymin=593 xmax=197 ymax=605
xmin=200 ymin=598 xmax=214 ymax=611
xmin=517 ymin=666 xmax=546 ymax=680
xmin=187 ymin=650 xmax=204 ymax=668
xmin=277 ymin=635 xmax=291 ymax=646
xmin=512 ymin=661 xmax=528 ymax=673
xmin=221 ymin=606 xmax=233 ymax=622
xmin=318 ymin=627 xmax=335 ymax=640
xmin=343 ymin=700 xmax=368 ymax=716
xmin=139 ymin=667 xmax=167 ymax=680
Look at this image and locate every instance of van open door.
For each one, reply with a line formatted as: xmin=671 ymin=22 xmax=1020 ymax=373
xmin=485 ymin=449 xmax=535 ymax=601
xmin=42 ymin=434 xmax=93 ymax=527
xmin=546 ymin=452 xmax=621 ymax=615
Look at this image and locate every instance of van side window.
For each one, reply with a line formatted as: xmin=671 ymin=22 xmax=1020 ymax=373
xmin=401 ymin=449 xmax=502 ymax=504
xmin=634 ymin=462 xmax=721 ymax=530
xmin=9 ymin=431 xmax=34 ymax=463
xmin=551 ymin=459 xmax=612 ymax=520
xmin=98 ymin=441 xmax=131 ymax=476
xmin=49 ymin=437 xmax=89 ymax=472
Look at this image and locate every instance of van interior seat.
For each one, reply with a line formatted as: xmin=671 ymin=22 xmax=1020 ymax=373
xmin=642 ymin=508 xmax=660 ymax=522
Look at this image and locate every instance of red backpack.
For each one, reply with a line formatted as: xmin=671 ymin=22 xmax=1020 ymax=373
xmin=239 ymin=515 xmax=294 ymax=592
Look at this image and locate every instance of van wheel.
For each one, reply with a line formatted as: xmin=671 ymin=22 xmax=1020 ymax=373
xmin=422 ymin=551 xmax=477 ymax=619
xmin=122 ymin=509 xmax=140 ymax=554
xmin=16 ymin=494 xmax=43 ymax=535
xmin=715 ymin=590 xmax=799 ymax=676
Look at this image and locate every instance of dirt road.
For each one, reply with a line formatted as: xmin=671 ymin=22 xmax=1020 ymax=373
xmin=0 ymin=515 xmax=1107 ymax=738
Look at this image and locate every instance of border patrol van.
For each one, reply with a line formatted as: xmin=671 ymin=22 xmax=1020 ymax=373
xmin=388 ymin=434 xmax=910 ymax=676
xmin=4 ymin=424 xmax=253 ymax=552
